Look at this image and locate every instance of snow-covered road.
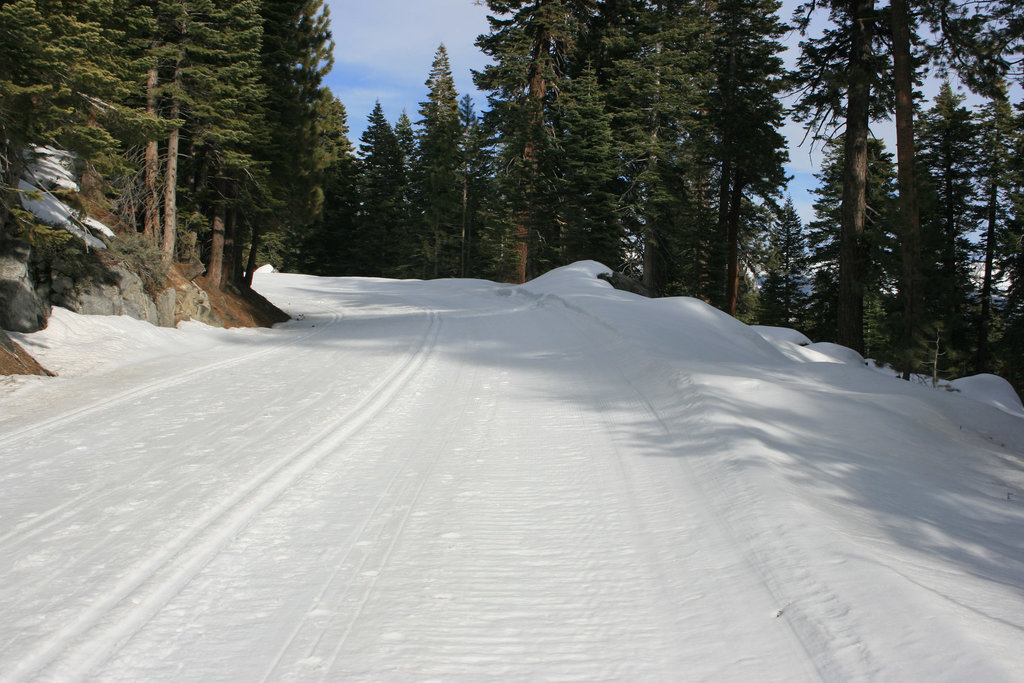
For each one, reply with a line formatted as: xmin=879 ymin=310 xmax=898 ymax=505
xmin=3 ymin=263 xmax=1024 ymax=681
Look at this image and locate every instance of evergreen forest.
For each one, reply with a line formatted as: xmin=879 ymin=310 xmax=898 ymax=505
xmin=2 ymin=0 xmax=1024 ymax=389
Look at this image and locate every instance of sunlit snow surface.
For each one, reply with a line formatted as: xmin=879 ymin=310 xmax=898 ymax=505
xmin=2 ymin=261 xmax=1023 ymax=681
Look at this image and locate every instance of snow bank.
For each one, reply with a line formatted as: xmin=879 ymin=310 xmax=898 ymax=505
xmin=950 ymin=373 xmax=1024 ymax=417
xmin=522 ymin=261 xmax=787 ymax=366
xmin=752 ymin=325 xmax=812 ymax=347
xmin=8 ymin=307 xmax=221 ymax=378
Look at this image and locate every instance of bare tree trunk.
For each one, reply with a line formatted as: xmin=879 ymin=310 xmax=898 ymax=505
xmin=144 ymin=61 xmax=161 ymax=241
xmin=244 ymin=224 xmax=261 ymax=289
xmin=837 ymin=0 xmax=875 ymax=354
xmin=892 ymin=0 xmax=922 ymax=379
xmin=725 ymin=177 xmax=745 ymax=316
xmin=221 ymin=207 xmax=238 ymax=289
xmin=460 ymin=172 xmax=468 ymax=278
xmin=161 ymin=63 xmax=182 ymax=262
xmin=207 ymin=202 xmax=226 ymax=287
xmin=977 ymin=180 xmax=997 ymax=371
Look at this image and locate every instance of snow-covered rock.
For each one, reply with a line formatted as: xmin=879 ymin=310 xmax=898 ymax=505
xmin=18 ymin=147 xmax=113 ymax=249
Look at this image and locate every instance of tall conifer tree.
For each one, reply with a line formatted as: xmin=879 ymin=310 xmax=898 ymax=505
xmin=416 ymin=45 xmax=462 ymax=278
xmin=708 ymin=0 xmax=789 ymax=315
xmin=759 ymin=199 xmax=811 ymax=328
xmin=356 ymin=102 xmax=410 ymax=275
xmin=475 ymin=0 xmax=593 ymax=282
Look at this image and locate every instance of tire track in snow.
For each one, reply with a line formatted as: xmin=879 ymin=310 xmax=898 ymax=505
xmin=4 ymin=311 xmax=441 ymax=683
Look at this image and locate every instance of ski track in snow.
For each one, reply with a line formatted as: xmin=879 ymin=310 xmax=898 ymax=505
xmin=1 ymin=304 xmax=441 ymax=681
xmin=0 ymin=305 xmax=345 ymax=454
xmin=2 ymin=265 xmax=1023 ymax=681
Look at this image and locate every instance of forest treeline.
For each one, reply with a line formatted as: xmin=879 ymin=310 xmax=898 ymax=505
xmin=1 ymin=0 xmax=1023 ymax=388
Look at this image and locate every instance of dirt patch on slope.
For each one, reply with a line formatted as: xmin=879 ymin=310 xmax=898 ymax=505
xmin=0 ymin=331 xmax=52 ymax=377
xmin=193 ymin=275 xmax=291 ymax=329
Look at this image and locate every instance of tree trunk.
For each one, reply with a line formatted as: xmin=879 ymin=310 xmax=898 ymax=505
xmin=837 ymin=0 xmax=875 ymax=354
xmin=244 ymin=224 xmax=261 ymax=289
xmin=725 ymin=177 xmax=745 ymax=316
xmin=977 ymin=180 xmax=997 ymax=371
xmin=161 ymin=63 xmax=182 ymax=262
xmin=144 ymin=60 xmax=161 ymax=242
xmin=511 ymin=24 xmax=551 ymax=285
xmin=461 ymin=172 xmax=469 ymax=278
xmin=717 ymin=157 xmax=733 ymax=308
xmin=221 ymin=207 xmax=238 ymax=289
xmin=207 ymin=202 xmax=226 ymax=288
xmin=642 ymin=227 xmax=664 ymax=296
xmin=892 ymin=0 xmax=922 ymax=379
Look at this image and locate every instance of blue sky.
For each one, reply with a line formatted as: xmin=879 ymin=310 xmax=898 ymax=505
xmin=324 ymin=1 xmax=491 ymax=136
xmin=320 ymin=0 xmax=951 ymax=226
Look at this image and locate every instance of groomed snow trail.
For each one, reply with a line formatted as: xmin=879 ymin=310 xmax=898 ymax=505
xmin=2 ymin=264 xmax=1023 ymax=681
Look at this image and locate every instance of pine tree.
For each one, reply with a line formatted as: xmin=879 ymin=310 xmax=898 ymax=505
xmin=558 ymin=62 xmax=621 ymax=269
xmin=0 ymin=0 xmax=139 ymax=238
xmin=974 ymin=90 xmax=1015 ymax=373
xmin=916 ymin=82 xmax=980 ymax=375
xmin=792 ymin=0 xmax=892 ymax=354
xmin=759 ymin=199 xmax=811 ymax=328
xmin=294 ymin=96 xmax=358 ymax=276
xmin=0 ymin=0 xmax=66 ymax=234
xmin=395 ymin=111 xmax=416 ymax=173
xmin=708 ymin=0 xmax=789 ymax=315
xmin=176 ymin=0 xmax=266 ymax=287
xmin=416 ymin=45 xmax=462 ymax=278
xmin=475 ymin=0 xmax=593 ymax=282
xmin=456 ymin=95 xmax=494 ymax=278
xmin=255 ymin=0 xmax=334 ymax=283
xmin=598 ymin=0 xmax=711 ymax=295
xmin=805 ymin=136 xmax=899 ymax=360
xmin=356 ymin=102 xmax=410 ymax=276
xmin=990 ymin=96 xmax=1024 ymax=389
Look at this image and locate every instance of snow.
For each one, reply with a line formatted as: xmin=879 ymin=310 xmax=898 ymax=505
xmin=2 ymin=261 xmax=1023 ymax=681
xmin=18 ymin=147 xmax=114 ymax=249
xmin=950 ymin=373 xmax=1024 ymax=418
xmin=753 ymin=324 xmax=813 ymax=347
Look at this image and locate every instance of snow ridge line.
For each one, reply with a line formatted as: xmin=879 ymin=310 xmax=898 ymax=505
xmin=7 ymin=310 xmax=442 ymax=683
xmin=0 ymin=307 xmax=345 ymax=452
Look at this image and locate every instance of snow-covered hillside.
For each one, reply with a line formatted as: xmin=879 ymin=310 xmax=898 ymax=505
xmin=2 ymin=262 xmax=1022 ymax=681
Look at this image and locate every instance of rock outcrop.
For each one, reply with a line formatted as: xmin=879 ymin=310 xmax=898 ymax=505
xmin=0 ymin=237 xmax=49 ymax=333
xmin=1 ymin=234 xmax=263 ymax=341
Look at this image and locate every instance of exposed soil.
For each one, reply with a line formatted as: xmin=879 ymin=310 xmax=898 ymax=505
xmin=193 ymin=275 xmax=290 ymax=329
xmin=0 ymin=331 xmax=52 ymax=377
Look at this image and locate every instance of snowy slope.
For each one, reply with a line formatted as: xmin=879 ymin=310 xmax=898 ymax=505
xmin=1 ymin=261 xmax=1022 ymax=681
